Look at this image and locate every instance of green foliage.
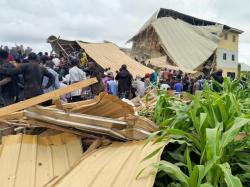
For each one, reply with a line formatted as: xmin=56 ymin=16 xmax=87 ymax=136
xmin=141 ymin=76 xmax=250 ymax=186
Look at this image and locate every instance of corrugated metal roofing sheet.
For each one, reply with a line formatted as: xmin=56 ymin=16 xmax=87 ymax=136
xmin=77 ymin=42 xmax=153 ymax=77
xmin=152 ymin=17 xmax=222 ymax=70
xmin=146 ymin=56 xmax=196 ymax=73
xmin=0 ymin=133 xmax=83 ymax=187
xmin=70 ymin=92 xmax=135 ymax=118
xmin=48 ymin=141 xmax=164 ymax=187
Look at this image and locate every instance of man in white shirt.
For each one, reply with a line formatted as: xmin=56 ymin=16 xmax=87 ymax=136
xmin=69 ymin=59 xmax=86 ymax=102
xmin=132 ymin=76 xmax=145 ymax=97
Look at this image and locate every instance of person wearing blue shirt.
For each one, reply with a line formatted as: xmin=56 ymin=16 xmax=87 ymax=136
xmin=174 ymin=80 xmax=183 ymax=94
xmin=107 ymin=73 xmax=118 ymax=96
xmin=150 ymin=71 xmax=158 ymax=85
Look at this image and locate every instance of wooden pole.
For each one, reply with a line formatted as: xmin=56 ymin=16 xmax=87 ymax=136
xmin=0 ymin=78 xmax=97 ymax=117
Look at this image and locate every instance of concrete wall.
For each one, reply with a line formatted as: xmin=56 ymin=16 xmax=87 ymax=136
xmin=218 ymin=31 xmax=239 ymax=51
xmin=217 ymin=31 xmax=240 ymax=77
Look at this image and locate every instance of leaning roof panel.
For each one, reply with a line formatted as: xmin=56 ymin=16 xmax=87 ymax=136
xmin=152 ymin=17 xmax=222 ymax=70
xmin=77 ymin=42 xmax=153 ymax=77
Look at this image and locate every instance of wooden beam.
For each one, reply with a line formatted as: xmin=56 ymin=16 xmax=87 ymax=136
xmin=0 ymin=111 xmax=24 ymax=120
xmin=83 ymin=139 xmax=102 ymax=155
xmin=28 ymin=120 xmax=98 ymax=139
xmin=0 ymin=78 xmax=97 ymax=117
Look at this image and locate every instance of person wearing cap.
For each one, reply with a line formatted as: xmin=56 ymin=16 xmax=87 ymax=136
xmin=115 ymin=64 xmax=133 ymax=99
xmin=0 ymin=52 xmax=55 ymax=100
xmin=102 ymin=70 xmax=113 ymax=93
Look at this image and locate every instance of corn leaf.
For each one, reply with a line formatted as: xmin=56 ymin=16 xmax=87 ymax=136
xmin=185 ymin=147 xmax=192 ymax=176
xmin=205 ymin=128 xmax=219 ymax=160
xmin=141 ymin=146 xmax=163 ymax=162
xmin=200 ymin=183 xmax=214 ymax=187
xmin=157 ymin=161 xmax=189 ymax=186
xmin=189 ymin=165 xmax=205 ymax=187
xmin=220 ymin=118 xmax=250 ymax=151
xmin=218 ymin=163 xmax=243 ymax=187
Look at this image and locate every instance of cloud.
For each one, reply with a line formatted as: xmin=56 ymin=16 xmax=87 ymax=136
xmin=0 ymin=0 xmax=249 ymax=64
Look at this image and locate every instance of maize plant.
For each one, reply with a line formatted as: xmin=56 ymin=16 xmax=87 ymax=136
xmin=142 ymin=76 xmax=250 ymax=187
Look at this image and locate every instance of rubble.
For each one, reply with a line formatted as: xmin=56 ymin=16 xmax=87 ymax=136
xmin=0 ymin=78 xmax=161 ymax=187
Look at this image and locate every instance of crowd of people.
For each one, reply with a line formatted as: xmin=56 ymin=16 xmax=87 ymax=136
xmin=0 ymin=45 xmax=225 ymax=108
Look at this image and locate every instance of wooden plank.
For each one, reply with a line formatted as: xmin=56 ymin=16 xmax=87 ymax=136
xmin=28 ymin=120 xmax=98 ymax=139
xmin=83 ymin=139 xmax=102 ymax=155
xmin=0 ymin=78 xmax=97 ymax=118
xmin=53 ymin=98 xmax=63 ymax=110
xmin=0 ymin=111 xmax=24 ymax=120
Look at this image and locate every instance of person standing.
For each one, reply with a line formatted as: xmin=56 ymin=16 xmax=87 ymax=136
xmin=85 ymin=61 xmax=104 ymax=97
xmin=182 ymin=74 xmax=189 ymax=92
xmin=58 ymin=76 xmax=69 ymax=103
xmin=107 ymin=73 xmax=118 ymax=96
xmin=0 ymin=50 xmax=18 ymax=106
xmin=42 ymin=61 xmax=60 ymax=106
xmin=211 ymin=69 xmax=223 ymax=92
xmin=0 ymin=52 xmax=55 ymax=99
xmin=43 ymin=61 xmax=60 ymax=93
xmin=102 ymin=71 xmax=113 ymax=93
xmin=132 ymin=76 xmax=145 ymax=97
xmin=150 ymin=70 xmax=158 ymax=85
xmin=69 ymin=59 xmax=86 ymax=102
xmin=115 ymin=64 xmax=133 ymax=99
xmin=174 ymin=79 xmax=183 ymax=96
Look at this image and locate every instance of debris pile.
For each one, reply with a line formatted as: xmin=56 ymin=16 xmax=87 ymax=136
xmin=0 ymin=78 xmax=162 ymax=187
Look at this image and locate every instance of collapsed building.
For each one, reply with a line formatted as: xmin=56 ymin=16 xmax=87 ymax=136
xmin=47 ymin=36 xmax=153 ymax=78
xmin=128 ymin=8 xmax=244 ymax=77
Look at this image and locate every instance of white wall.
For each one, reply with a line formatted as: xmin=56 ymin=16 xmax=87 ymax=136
xmin=216 ymin=49 xmax=238 ymax=69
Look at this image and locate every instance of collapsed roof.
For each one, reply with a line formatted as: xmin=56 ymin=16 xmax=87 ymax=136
xmin=130 ymin=8 xmax=243 ymax=37
xmin=0 ymin=133 xmax=83 ymax=187
xmin=46 ymin=141 xmax=164 ymax=187
xmin=128 ymin=8 xmax=243 ymax=71
xmin=47 ymin=36 xmax=153 ymax=77
xmin=77 ymin=42 xmax=153 ymax=77
xmin=0 ymin=78 xmax=162 ymax=187
xmin=146 ymin=56 xmax=196 ymax=74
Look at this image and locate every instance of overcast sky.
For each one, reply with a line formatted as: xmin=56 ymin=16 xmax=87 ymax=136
xmin=0 ymin=0 xmax=249 ymax=64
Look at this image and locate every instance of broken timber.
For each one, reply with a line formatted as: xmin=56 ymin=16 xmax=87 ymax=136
xmin=0 ymin=78 xmax=97 ymax=117
xmin=24 ymin=106 xmax=157 ymax=141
